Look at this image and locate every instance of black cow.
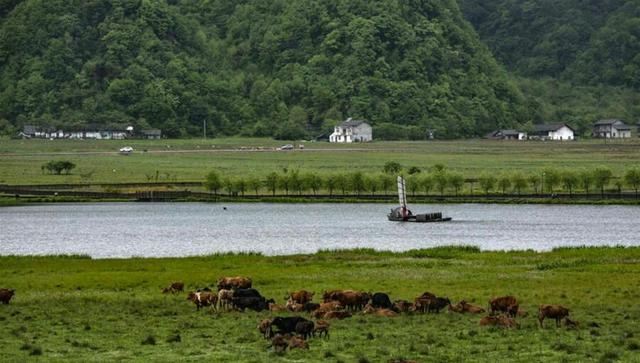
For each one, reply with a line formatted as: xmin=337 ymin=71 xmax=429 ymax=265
xmin=295 ymin=320 xmax=315 ymax=339
xmin=232 ymin=296 xmax=268 ymax=312
xmin=371 ymin=292 xmax=393 ymax=309
xmin=233 ymin=288 xmax=263 ymax=298
xmin=302 ymin=302 xmax=320 ymax=312
xmin=271 ymin=316 xmax=312 ymax=335
xmin=428 ymin=297 xmax=451 ymax=313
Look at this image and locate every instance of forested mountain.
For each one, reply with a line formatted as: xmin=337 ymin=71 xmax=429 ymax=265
xmin=459 ymin=0 xmax=640 ymax=89
xmin=0 ymin=0 xmax=527 ymax=139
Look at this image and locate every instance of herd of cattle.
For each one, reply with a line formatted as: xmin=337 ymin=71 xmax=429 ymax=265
xmin=160 ymin=276 xmax=580 ymax=352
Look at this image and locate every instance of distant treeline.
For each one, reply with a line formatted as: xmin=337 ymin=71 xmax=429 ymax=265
xmin=204 ymin=164 xmax=640 ymax=197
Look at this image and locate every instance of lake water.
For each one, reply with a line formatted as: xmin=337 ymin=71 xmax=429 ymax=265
xmin=0 ymin=203 xmax=638 ymax=258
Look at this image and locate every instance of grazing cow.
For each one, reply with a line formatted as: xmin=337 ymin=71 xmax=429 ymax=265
xmin=460 ymin=300 xmax=485 ymax=314
xmin=538 ymin=305 xmax=570 ymax=328
xmin=162 ymin=281 xmax=184 ymax=294
xmin=314 ymin=320 xmax=330 ymax=338
xmin=371 ymin=293 xmax=393 ymax=309
xmin=233 ymin=288 xmax=262 ymax=298
xmin=218 ymin=289 xmax=233 ymax=310
xmin=363 ymin=304 xmax=398 ymax=317
xmin=393 ymin=300 xmax=412 ymax=313
xmin=288 ymin=290 xmax=315 ymax=304
xmin=323 ymin=310 xmax=352 ymax=320
xmin=489 ymin=296 xmax=518 ymax=317
xmin=217 ymin=276 xmax=252 ymax=291
xmin=187 ymin=291 xmax=217 ymax=310
xmin=258 ymin=319 xmax=272 ymax=339
xmin=0 ymin=288 xmax=15 ymax=304
xmin=332 ymin=290 xmax=370 ymax=310
xmin=271 ymin=316 xmax=312 ymax=335
xmin=288 ymin=335 xmax=309 ymax=350
xmin=302 ymin=302 xmax=320 ymax=313
xmin=295 ymin=320 xmax=315 ymax=339
xmin=269 ymin=303 xmax=288 ymax=312
xmin=564 ymin=317 xmax=580 ymax=330
xmin=232 ymin=296 xmax=268 ymax=312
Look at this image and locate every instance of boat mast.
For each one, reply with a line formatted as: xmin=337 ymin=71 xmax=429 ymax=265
xmin=397 ymin=175 xmax=408 ymax=219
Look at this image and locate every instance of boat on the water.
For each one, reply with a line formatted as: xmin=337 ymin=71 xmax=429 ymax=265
xmin=387 ymin=176 xmax=452 ymax=223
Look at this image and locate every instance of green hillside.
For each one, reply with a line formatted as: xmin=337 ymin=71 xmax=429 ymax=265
xmin=0 ymin=0 xmax=527 ymax=139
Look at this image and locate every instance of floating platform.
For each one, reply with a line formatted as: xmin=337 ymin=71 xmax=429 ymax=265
xmin=387 ymin=207 xmax=452 ymax=223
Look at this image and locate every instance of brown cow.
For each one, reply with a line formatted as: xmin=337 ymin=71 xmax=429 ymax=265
xmin=187 ymin=291 xmax=217 ymax=310
xmin=323 ymin=310 xmax=352 ymax=320
xmin=0 ymin=288 xmax=15 ymax=304
xmin=363 ymin=304 xmax=398 ymax=317
xmin=269 ymin=303 xmax=288 ymax=312
xmin=332 ymin=290 xmax=369 ymax=310
xmin=393 ymin=300 xmax=412 ymax=313
xmin=314 ymin=320 xmax=330 ymax=338
xmin=217 ymin=276 xmax=252 ymax=291
xmin=285 ymin=299 xmax=304 ymax=312
xmin=288 ymin=290 xmax=315 ymax=304
xmin=489 ymin=296 xmax=518 ymax=317
xmin=288 ymin=335 xmax=309 ymax=350
xmin=317 ymin=301 xmax=343 ymax=312
xmin=322 ymin=289 xmax=344 ymax=302
xmin=479 ymin=315 xmax=519 ymax=329
xmin=258 ymin=319 xmax=272 ymax=339
xmin=218 ymin=289 xmax=233 ymax=310
xmin=271 ymin=333 xmax=290 ymax=352
xmin=538 ymin=305 xmax=570 ymax=328
xmin=162 ymin=281 xmax=184 ymax=294
xmin=564 ymin=317 xmax=580 ymax=330
xmin=461 ymin=300 xmax=485 ymax=314
xmin=448 ymin=302 xmax=465 ymax=313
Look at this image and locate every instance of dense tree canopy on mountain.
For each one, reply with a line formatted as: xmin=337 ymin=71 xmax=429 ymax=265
xmin=0 ymin=0 xmax=529 ymax=138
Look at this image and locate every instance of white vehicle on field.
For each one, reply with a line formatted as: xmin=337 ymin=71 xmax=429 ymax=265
xmin=119 ymin=146 xmax=134 ymax=155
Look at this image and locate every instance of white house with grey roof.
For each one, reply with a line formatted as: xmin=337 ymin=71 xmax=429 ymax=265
xmin=592 ymin=119 xmax=631 ymax=138
xmin=530 ymin=123 xmax=575 ymax=141
xmin=329 ymin=118 xmax=372 ymax=143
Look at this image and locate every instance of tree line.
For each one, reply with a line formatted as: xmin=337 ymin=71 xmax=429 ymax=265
xmin=203 ymin=165 xmax=640 ymax=198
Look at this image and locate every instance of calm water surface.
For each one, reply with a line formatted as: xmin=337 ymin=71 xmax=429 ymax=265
xmin=1 ymin=203 xmax=638 ymax=258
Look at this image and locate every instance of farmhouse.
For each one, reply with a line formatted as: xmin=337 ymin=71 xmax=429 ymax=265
xmin=530 ymin=124 xmax=575 ymax=141
xmin=592 ymin=119 xmax=631 ymax=138
xmin=486 ymin=129 xmax=527 ymax=140
xmin=329 ymin=118 xmax=372 ymax=143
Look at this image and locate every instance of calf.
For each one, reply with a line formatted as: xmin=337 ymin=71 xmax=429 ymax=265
xmin=270 ymin=333 xmax=290 ymax=352
xmin=288 ymin=335 xmax=309 ymax=350
xmin=479 ymin=315 xmax=519 ymax=329
xmin=371 ymin=292 xmax=393 ymax=309
xmin=538 ymin=304 xmax=570 ymax=328
xmin=187 ymin=291 xmax=217 ymax=310
xmin=271 ymin=316 xmax=311 ymax=335
xmin=258 ymin=319 xmax=272 ymax=339
xmin=269 ymin=303 xmax=288 ymax=312
xmin=162 ymin=281 xmax=184 ymax=294
xmin=217 ymin=276 xmax=252 ymax=291
xmin=564 ymin=317 xmax=580 ymax=330
xmin=295 ymin=320 xmax=315 ymax=339
xmin=323 ymin=310 xmax=352 ymax=320
xmin=460 ymin=300 xmax=485 ymax=314
xmin=363 ymin=304 xmax=398 ymax=317
xmin=0 ymin=288 xmax=15 ymax=304
xmin=218 ymin=289 xmax=233 ymax=310
xmin=489 ymin=296 xmax=518 ymax=317
xmin=288 ymin=290 xmax=315 ymax=304
xmin=393 ymin=300 xmax=412 ymax=313
xmin=285 ymin=299 xmax=304 ymax=312
xmin=314 ymin=320 xmax=330 ymax=338
xmin=232 ymin=296 xmax=268 ymax=312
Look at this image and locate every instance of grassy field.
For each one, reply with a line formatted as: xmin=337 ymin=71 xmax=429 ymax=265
xmin=1 ymin=247 xmax=639 ymax=362
xmin=1 ymin=138 xmax=640 ymax=185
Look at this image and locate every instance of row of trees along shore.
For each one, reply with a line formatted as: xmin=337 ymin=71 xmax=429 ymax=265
xmin=204 ymin=164 xmax=640 ymax=198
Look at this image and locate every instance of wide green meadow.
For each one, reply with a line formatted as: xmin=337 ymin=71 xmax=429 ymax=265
xmin=1 ymin=138 xmax=640 ymax=185
xmin=1 ymin=247 xmax=639 ymax=362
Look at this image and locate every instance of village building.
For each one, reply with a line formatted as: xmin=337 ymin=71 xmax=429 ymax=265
xmin=329 ymin=118 xmax=372 ymax=143
xmin=592 ymin=119 xmax=632 ymax=138
xmin=20 ymin=125 xmax=133 ymax=140
xmin=486 ymin=129 xmax=527 ymax=140
xmin=141 ymin=129 xmax=162 ymax=139
xmin=530 ymin=123 xmax=575 ymax=141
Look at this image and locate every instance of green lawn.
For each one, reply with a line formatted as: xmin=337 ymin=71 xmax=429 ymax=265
xmin=0 ymin=247 xmax=639 ymax=362
xmin=1 ymin=138 xmax=640 ymax=185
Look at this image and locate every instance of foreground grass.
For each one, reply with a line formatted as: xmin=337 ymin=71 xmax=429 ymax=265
xmin=1 ymin=138 xmax=640 ymax=185
xmin=1 ymin=247 xmax=639 ymax=362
